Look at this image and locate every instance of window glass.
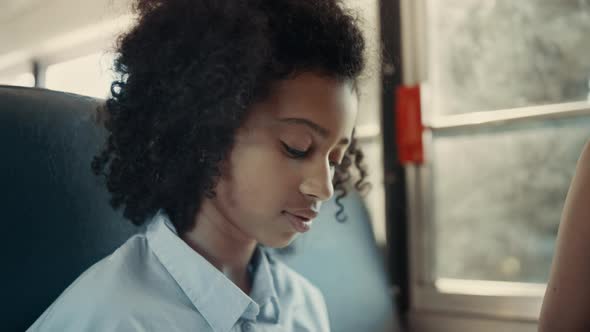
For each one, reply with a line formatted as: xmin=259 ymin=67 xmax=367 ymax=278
xmin=0 ymin=72 xmax=35 ymax=87
xmin=359 ymin=137 xmax=386 ymax=245
xmin=343 ymin=0 xmax=385 ymax=245
xmin=45 ymin=52 xmax=115 ymax=99
xmin=432 ymin=115 xmax=590 ymax=282
xmin=428 ymin=0 xmax=590 ymax=115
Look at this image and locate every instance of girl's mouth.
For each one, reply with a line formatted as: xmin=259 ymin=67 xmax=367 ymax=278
xmin=282 ymin=211 xmax=313 ymax=233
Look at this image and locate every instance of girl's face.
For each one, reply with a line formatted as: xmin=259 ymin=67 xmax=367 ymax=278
xmin=211 ymin=72 xmax=358 ymax=248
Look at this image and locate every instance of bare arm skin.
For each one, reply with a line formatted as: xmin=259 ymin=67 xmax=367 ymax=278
xmin=539 ymin=141 xmax=590 ymax=332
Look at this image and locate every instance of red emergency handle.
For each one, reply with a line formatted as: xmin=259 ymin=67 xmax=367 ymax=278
xmin=395 ymin=85 xmax=424 ymax=164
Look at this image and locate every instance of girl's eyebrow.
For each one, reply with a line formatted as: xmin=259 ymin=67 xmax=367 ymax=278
xmin=278 ymin=117 xmax=350 ymax=146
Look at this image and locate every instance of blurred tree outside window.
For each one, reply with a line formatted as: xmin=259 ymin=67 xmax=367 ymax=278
xmin=430 ymin=0 xmax=590 ymax=115
xmin=433 ymin=117 xmax=589 ymax=282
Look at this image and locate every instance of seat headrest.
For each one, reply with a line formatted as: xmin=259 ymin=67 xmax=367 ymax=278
xmin=0 ymin=86 xmax=137 ymax=331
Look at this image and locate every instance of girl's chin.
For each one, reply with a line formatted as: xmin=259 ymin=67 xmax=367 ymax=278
xmin=258 ymin=232 xmax=299 ymax=249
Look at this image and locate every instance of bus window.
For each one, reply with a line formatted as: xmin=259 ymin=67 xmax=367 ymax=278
xmin=45 ymin=52 xmax=115 ymax=99
xmin=407 ymin=0 xmax=590 ymax=329
xmin=0 ymin=72 xmax=34 ymax=87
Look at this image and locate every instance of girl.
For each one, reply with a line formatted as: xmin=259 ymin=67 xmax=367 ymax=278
xmin=29 ymin=0 xmax=368 ymax=331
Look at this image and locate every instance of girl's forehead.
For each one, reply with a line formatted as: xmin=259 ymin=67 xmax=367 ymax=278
xmin=241 ymin=72 xmax=358 ymax=142
xmin=274 ymin=73 xmax=355 ymax=102
xmin=269 ymin=73 xmax=358 ymax=124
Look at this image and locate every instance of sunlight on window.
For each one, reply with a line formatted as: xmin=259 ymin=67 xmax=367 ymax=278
xmin=428 ymin=0 xmax=590 ymax=115
xmin=0 ymin=72 xmax=35 ymax=87
xmin=45 ymin=52 xmax=116 ymax=99
xmin=424 ymin=0 xmax=590 ymax=286
xmin=432 ymin=116 xmax=590 ymax=283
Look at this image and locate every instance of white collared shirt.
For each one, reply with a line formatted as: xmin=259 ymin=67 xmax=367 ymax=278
xmin=28 ymin=211 xmax=330 ymax=332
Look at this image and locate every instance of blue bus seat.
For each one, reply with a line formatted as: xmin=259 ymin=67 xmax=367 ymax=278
xmin=0 ymin=86 xmax=400 ymax=332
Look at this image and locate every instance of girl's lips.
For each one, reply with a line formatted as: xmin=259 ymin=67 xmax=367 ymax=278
xmin=283 ymin=211 xmax=313 ymax=233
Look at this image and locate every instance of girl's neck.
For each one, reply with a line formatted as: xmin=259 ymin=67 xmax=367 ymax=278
xmin=180 ymin=200 xmax=257 ymax=294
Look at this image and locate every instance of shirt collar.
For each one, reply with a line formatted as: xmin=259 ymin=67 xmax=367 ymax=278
xmin=146 ymin=210 xmax=280 ymax=331
xmin=249 ymin=245 xmax=281 ymax=324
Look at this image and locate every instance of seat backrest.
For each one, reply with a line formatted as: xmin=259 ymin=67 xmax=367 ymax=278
xmin=0 ymin=86 xmax=137 ymax=331
xmin=1 ymin=86 xmax=399 ymax=332
xmin=274 ymin=192 xmax=400 ymax=332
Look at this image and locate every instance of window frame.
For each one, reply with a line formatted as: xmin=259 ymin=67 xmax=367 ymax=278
xmin=401 ymin=0 xmax=590 ymax=323
xmin=410 ymin=102 xmax=590 ymax=321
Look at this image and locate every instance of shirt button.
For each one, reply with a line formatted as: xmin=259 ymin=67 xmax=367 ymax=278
xmin=242 ymin=321 xmax=254 ymax=332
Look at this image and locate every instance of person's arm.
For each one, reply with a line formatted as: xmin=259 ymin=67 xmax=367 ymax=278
xmin=539 ymin=141 xmax=590 ymax=332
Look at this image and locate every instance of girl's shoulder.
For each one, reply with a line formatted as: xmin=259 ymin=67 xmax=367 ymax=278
xmin=27 ymin=233 xmax=193 ymax=331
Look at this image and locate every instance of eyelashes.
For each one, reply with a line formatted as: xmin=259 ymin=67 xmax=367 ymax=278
xmin=282 ymin=141 xmax=308 ymax=158
xmin=281 ymin=141 xmax=338 ymax=167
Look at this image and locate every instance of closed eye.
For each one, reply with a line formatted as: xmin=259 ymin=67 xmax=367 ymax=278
xmin=282 ymin=141 xmax=340 ymax=168
xmin=281 ymin=142 xmax=308 ymax=159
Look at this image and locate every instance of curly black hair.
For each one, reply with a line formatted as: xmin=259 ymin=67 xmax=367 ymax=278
xmin=93 ymin=0 xmax=369 ymax=234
